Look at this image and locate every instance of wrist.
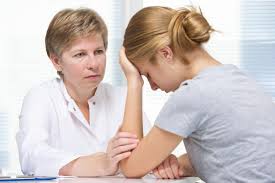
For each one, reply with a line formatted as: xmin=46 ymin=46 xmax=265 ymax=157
xmin=127 ymin=79 xmax=143 ymax=89
xmin=102 ymin=153 xmax=112 ymax=175
xmin=103 ymin=153 xmax=118 ymax=176
xmin=177 ymin=155 xmax=196 ymax=177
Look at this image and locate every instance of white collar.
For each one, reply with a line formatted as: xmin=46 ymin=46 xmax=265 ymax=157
xmin=59 ymin=78 xmax=103 ymax=110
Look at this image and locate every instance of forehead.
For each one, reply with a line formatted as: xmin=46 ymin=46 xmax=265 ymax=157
xmin=132 ymin=58 xmax=152 ymax=74
xmin=65 ymin=34 xmax=104 ymax=52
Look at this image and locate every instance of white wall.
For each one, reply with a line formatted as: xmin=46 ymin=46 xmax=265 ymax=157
xmin=0 ymin=0 xmax=129 ymax=174
xmin=0 ymin=0 xmax=274 ymax=174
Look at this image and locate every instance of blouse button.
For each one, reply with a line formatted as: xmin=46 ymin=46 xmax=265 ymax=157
xmin=93 ymin=102 xmax=96 ymax=105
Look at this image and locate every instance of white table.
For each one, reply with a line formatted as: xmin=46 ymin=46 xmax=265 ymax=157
xmin=57 ymin=176 xmax=202 ymax=183
xmin=1 ymin=175 xmax=203 ymax=183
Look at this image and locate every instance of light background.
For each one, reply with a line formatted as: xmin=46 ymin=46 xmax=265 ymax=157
xmin=0 ymin=0 xmax=274 ymax=174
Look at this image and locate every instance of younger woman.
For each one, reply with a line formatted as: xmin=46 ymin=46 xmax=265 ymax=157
xmin=119 ymin=6 xmax=275 ymax=182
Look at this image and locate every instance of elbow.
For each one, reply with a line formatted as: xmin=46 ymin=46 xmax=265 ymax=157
xmin=121 ymin=170 xmax=145 ymax=179
xmin=119 ymin=160 xmax=147 ymax=178
xmin=58 ymin=158 xmax=78 ymax=176
xmin=59 ymin=164 xmax=72 ymax=176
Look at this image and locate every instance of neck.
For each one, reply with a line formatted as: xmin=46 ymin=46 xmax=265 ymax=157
xmin=63 ymin=80 xmax=97 ymax=106
xmin=178 ymin=47 xmax=221 ymax=81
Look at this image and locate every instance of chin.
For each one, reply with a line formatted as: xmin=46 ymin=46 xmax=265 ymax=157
xmin=164 ymin=87 xmax=176 ymax=93
xmin=160 ymin=88 xmax=170 ymax=93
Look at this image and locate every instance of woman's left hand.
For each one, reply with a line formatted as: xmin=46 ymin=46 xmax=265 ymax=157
xmin=119 ymin=47 xmax=143 ymax=86
xmin=152 ymin=154 xmax=184 ymax=179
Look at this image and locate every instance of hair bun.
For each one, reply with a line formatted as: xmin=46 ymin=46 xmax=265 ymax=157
xmin=169 ymin=7 xmax=213 ymax=51
xmin=183 ymin=8 xmax=212 ymax=44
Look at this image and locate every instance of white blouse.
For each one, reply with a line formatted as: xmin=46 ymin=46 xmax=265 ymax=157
xmin=16 ymin=78 xmax=151 ymax=176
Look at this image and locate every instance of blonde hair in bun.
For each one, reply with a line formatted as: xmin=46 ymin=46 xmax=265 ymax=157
xmin=123 ymin=6 xmax=214 ymax=62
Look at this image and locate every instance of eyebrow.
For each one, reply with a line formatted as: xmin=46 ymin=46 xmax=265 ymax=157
xmin=95 ymin=46 xmax=105 ymax=50
xmin=70 ymin=46 xmax=105 ymax=53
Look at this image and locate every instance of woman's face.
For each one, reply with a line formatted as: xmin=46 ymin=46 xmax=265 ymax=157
xmin=133 ymin=53 xmax=183 ymax=93
xmin=53 ymin=34 xmax=106 ymax=93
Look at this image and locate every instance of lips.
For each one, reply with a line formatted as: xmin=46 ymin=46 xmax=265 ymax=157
xmin=84 ymin=74 xmax=101 ymax=79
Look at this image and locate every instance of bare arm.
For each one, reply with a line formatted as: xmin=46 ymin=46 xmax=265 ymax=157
xmin=119 ymin=47 xmax=144 ymax=140
xmin=59 ymin=153 xmax=110 ymax=176
xmin=119 ymin=48 xmax=182 ymax=178
xmin=60 ymin=131 xmax=139 ymax=176
xmin=120 ymin=126 xmax=182 ymax=178
xmin=120 ymin=81 xmax=143 ymax=140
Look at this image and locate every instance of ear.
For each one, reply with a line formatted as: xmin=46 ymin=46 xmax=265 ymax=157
xmin=49 ymin=54 xmax=62 ymax=72
xmin=158 ymin=46 xmax=174 ymax=63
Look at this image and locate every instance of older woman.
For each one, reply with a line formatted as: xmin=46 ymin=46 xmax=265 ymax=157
xmin=16 ymin=8 xmax=151 ymax=176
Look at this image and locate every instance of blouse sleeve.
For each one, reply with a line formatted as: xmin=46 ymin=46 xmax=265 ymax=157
xmin=16 ymin=86 xmax=81 ymax=176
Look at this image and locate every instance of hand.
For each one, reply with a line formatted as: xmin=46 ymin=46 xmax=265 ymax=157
xmin=105 ymin=132 xmax=139 ymax=175
xmin=119 ymin=47 xmax=143 ymax=86
xmin=152 ymin=154 xmax=184 ymax=179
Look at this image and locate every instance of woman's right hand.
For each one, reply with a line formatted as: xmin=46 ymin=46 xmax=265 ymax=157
xmin=119 ymin=47 xmax=143 ymax=86
xmin=105 ymin=131 xmax=139 ymax=175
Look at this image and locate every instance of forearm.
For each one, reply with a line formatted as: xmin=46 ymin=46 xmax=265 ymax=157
xmin=119 ymin=81 xmax=145 ymax=177
xmin=59 ymin=152 xmax=110 ymax=176
xmin=120 ymin=81 xmax=143 ymax=139
xmin=119 ymin=127 xmax=183 ymax=178
xmin=178 ymin=153 xmax=196 ymax=177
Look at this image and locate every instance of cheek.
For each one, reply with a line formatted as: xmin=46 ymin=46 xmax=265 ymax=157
xmin=148 ymin=72 xmax=162 ymax=88
xmin=100 ymin=59 xmax=106 ymax=70
xmin=63 ymin=64 xmax=84 ymax=78
xmin=154 ymin=70 xmax=173 ymax=88
xmin=96 ymin=57 xmax=106 ymax=70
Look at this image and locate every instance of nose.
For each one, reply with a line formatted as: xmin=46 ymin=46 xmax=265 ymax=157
xmin=148 ymin=79 xmax=158 ymax=91
xmin=86 ymin=54 xmax=99 ymax=71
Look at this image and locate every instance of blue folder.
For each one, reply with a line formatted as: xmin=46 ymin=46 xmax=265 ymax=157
xmin=0 ymin=176 xmax=56 ymax=181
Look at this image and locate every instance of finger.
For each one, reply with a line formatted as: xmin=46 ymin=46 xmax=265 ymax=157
xmin=164 ymin=158 xmax=175 ymax=179
xmin=119 ymin=47 xmax=128 ymax=65
xmin=113 ymin=138 xmax=139 ymax=148
xmin=115 ymin=132 xmax=138 ymax=139
xmin=152 ymin=168 xmax=161 ymax=179
xmin=109 ymin=131 xmax=137 ymax=152
xmin=120 ymin=47 xmax=126 ymax=59
xmin=120 ymin=47 xmax=125 ymax=55
xmin=158 ymin=164 xmax=168 ymax=179
xmin=169 ymin=156 xmax=180 ymax=179
xmin=107 ymin=137 xmax=116 ymax=152
xmin=113 ymin=151 xmax=131 ymax=163
xmin=110 ymin=143 xmax=138 ymax=158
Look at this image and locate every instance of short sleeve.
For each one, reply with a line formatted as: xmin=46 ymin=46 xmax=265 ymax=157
xmin=155 ymin=83 xmax=204 ymax=138
xmin=142 ymin=112 xmax=152 ymax=135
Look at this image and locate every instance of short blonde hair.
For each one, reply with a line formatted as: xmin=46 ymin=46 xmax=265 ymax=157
xmin=123 ymin=6 xmax=213 ymax=62
xmin=45 ymin=8 xmax=108 ymax=58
